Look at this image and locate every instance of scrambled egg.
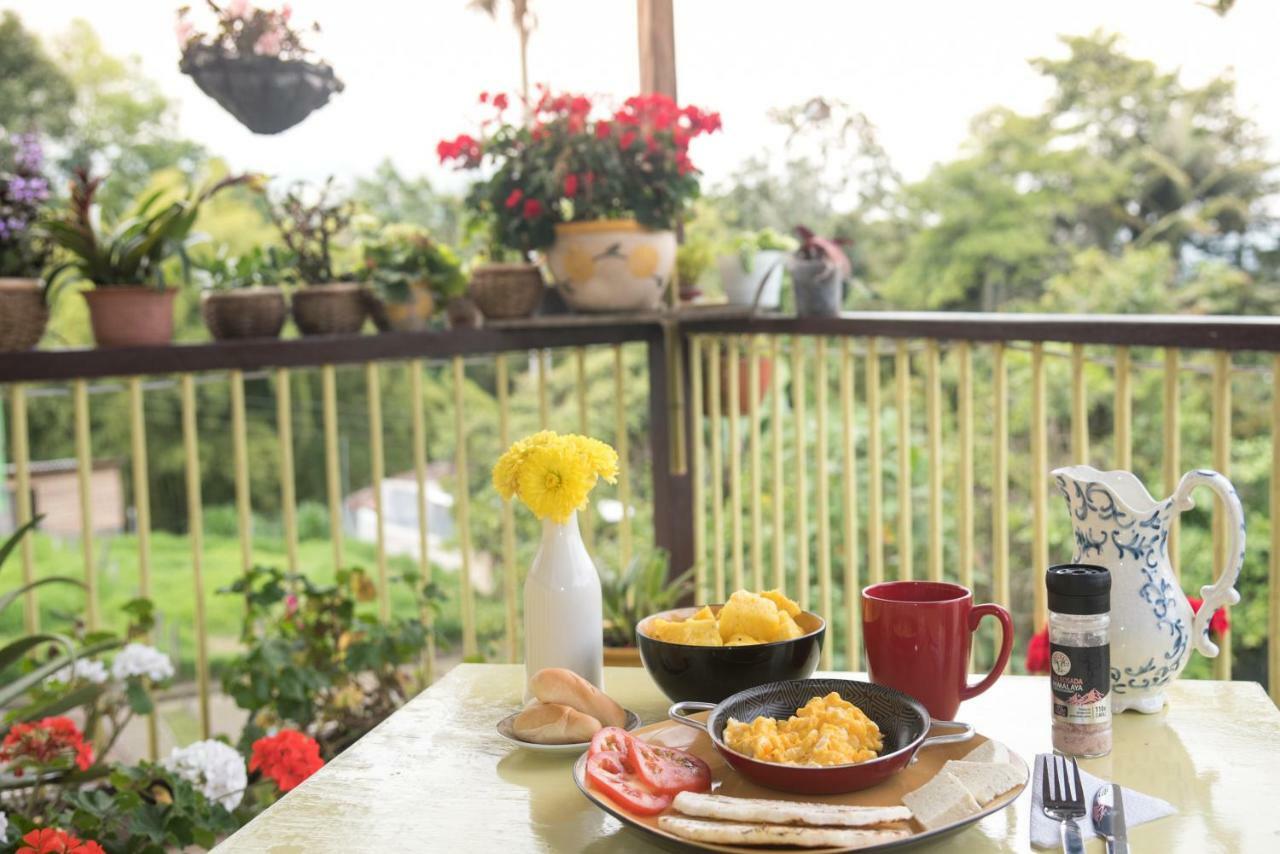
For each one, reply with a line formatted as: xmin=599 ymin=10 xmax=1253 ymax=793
xmin=647 ymin=590 xmax=806 ymax=646
xmin=723 ymin=692 xmax=883 ymax=766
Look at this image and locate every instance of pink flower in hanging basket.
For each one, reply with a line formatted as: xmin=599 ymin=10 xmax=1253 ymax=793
xmin=255 ymin=26 xmax=284 ymax=57
xmin=227 ymin=0 xmax=251 ymax=19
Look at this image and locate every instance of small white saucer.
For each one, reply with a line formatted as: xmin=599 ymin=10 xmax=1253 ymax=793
xmin=496 ymin=708 xmax=642 ymax=753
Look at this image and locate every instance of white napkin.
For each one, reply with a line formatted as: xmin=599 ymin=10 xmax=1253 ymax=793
xmin=1030 ymin=753 xmax=1176 ymax=849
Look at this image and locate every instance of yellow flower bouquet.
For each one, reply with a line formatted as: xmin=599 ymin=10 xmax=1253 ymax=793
xmin=492 ymin=431 xmax=619 ymax=523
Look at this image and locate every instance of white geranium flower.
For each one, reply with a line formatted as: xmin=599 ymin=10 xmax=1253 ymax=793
xmin=163 ymin=739 xmax=247 ymax=810
xmin=49 ymin=657 xmax=109 ymax=686
xmin=111 ymin=643 xmax=175 ymax=683
xmin=0 ymin=808 xmax=7 ymax=842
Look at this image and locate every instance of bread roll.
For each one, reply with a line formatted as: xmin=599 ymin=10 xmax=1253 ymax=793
xmin=512 ymin=701 xmax=602 ymax=744
xmin=528 ymin=668 xmax=627 ymax=729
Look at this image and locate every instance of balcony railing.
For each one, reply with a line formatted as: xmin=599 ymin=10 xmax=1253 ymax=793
xmin=3 ymin=310 xmax=1279 ymax=755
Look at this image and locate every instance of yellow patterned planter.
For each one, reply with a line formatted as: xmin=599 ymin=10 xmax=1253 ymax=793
xmin=547 ymin=219 xmax=674 ymax=313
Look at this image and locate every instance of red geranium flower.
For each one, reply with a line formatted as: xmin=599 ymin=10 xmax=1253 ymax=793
xmin=1188 ymin=596 xmax=1230 ymax=637
xmin=436 ymin=134 xmax=482 ymax=167
xmin=492 ymin=93 xmax=509 ymax=111
xmin=250 ymin=729 xmax=324 ymax=793
xmin=522 ymin=198 xmax=544 ymax=220
xmin=478 ymin=90 xmax=489 ymax=104
xmin=504 ymin=188 xmax=523 ymax=209
xmin=619 ymin=130 xmax=637 ymax=151
xmin=18 ymin=827 xmax=106 ymax=854
xmin=594 ymin=120 xmax=612 ymax=139
xmin=563 ymin=173 xmax=579 ymax=198
xmin=0 ymin=716 xmax=93 ymax=772
xmin=1025 ymin=628 xmax=1050 ymax=675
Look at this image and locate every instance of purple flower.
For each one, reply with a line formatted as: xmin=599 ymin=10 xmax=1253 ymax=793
xmin=8 ymin=176 xmax=48 ymax=204
xmin=13 ymin=134 xmax=43 ymax=172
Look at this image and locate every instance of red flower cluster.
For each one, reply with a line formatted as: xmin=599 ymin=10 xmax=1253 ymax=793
xmin=436 ymin=133 xmax=482 ymax=168
xmin=0 ymin=716 xmax=93 ymax=773
xmin=1025 ymin=628 xmax=1051 ymax=675
xmin=1188 ymin=596 xmax=1231 ymax=637
xmin=250 ymin=728 xmax=324 ymax=792
xmin=479 ymin=91 xmax=510 ymax=111
xmin=17 ymin=828 xmax=105 ymax=854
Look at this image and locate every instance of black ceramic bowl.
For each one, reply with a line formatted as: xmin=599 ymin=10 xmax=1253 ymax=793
xmin=636 ymin=604 xmax=825 ymax=703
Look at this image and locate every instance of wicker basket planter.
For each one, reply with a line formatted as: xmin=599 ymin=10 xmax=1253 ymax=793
xmin=202 ymin=288 xmax=288 ymax=340
xmin=291 ymin=282 xmax=367 ymax=336
xmin=179 ymin=46 xmax=343 ymax=135
xmin=0 ymin=278 xmax=49 ymax=352
xmin=468 ymin=264 xmax=545 ymax=320
xmin=83 ymin=287 xmax=176 ymax=348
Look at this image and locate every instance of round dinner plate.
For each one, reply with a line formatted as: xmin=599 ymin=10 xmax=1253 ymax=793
xmin=497 ymin=707 xmax=642 ymax=753
xmin=571 ymin=711 xmax=1029 ymax=853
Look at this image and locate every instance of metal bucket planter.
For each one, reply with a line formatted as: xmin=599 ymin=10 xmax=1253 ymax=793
xmin=790 ymin=258 xmax=843 ymax=317
xmin=0 ymin=278 xmax=49 ymax=352
xmin=179 ymin=46 xmax=343 ymax=135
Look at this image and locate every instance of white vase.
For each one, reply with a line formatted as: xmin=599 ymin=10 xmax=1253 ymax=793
xmin=524 ymin=512 xmax=604 ymax=698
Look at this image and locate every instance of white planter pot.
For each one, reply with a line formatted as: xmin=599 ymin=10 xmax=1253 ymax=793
xmin=523 ymin=512 xmax=604 ymax=698
xmin=546 ymin=220 xmax=674 ymax=312
xmin=719 ymin=250 xmax=786 ymax=308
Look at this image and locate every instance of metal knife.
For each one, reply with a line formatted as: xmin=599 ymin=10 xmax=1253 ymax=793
xmin=1092 ymin=783 xmax=1129 ymax=854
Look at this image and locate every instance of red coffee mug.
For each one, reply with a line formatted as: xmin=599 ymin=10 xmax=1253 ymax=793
xmin=862 ymin=581 xmax=1013 ymax=721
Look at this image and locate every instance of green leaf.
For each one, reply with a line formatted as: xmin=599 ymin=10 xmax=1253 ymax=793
xmin=0 ymin=575 xmax=87 ymax=618
xmin=0 ymin=514 xmax=44 ymax=574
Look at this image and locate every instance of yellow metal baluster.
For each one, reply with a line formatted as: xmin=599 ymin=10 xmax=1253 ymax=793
xmin=73 ymin=380 xmax=96 ymax=630
xmin=180 ymin=375 xmax=211 ymax=738
xmin=367 ymin=363 xmax=389 ymax=621
xmin=1031 ymin=343 xmax=1049 ymax=632
xmin=840 ymin=339 xmax=860 ymax=668
xmin=866 ymin=339 xmax=883 ymax=586
xmin=575 ymin=347 xmax=594 ymax=551
xmin=708 ymin=341 xmax=725 ymax=601
xmin=1271 ymin=354 xmax=1280 ymax=704
xmin=925 ymin=340 xmax=943 ymax=583
xmin=497 ymin=355 xmax=517 ymax=664
xmin=770 ymin=336 xmax=785 ymax=591
xmin=748 ymin=337 xmax=764 ymax=591
xmin=230 ymin=371 xmax=252 ymax=573
xmin=793 ymin=338 xmax=810 ymax=610
xmin=322 ymin=365 xmax=344 ymax=570
xmin=727 ymin=337 xmax=743 ymax=591
xmin=453 ymin=357 xmax=477 ymax=659
xmin=1211 ymin=351 xmax=1232 ymax=680
xmin=614 ymin=345 xmax=633 ymax=569
xmin=992 ymin=343 xmax=1010 ymax=617
xmin=690 ymin=337 xmax=706 ymax=602
xmin=128 ymin=378 xmax=158 ymax=759
xmin=1071 ymin=343 xmax=1089 ymax=464
xmin=276 ymin=370 xmax=299 ymax=573
xmin=895 ymin=340 xmax=912 ymax=581
xmin=1114 ymin=346 xmax=1132 ymax=471
xmin=9 ymin=385 xmax=36 ymax=632
xmin=410 ymin=360 xmax=436 ymax=680
xmin=815 ymin=339 xmax=832 ymax=670
xmin=957 ymin=342 xmax=974 ymax=595
xmin=538 ymin=350 xmax=550 ymax=429
xmin=1164 ymin=350 xmax=1181 ymax=580
xmin=667 ymin=326 xmax=688 ymax=476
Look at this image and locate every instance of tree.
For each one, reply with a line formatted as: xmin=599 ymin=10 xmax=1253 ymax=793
xmin=0 ymin=11 xmax=76 ymax=138
xmin=352 ymin=159 xmax=468 ymax=250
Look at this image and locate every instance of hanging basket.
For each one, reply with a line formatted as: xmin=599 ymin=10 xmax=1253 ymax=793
xmin=179 ymin=45 xmax=343 ymax=135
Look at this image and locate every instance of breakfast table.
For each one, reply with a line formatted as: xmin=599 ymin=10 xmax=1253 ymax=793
xmin=216 ymin=664 xmax=1280 ymax=852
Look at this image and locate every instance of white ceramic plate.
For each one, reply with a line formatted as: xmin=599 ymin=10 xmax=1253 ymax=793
xmin=496 ymin=708 xmax=642 ymax=753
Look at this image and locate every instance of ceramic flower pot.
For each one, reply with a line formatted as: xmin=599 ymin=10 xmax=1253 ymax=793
xmin=83 ymin=287 xmax=176 ymax=348
xmin=0 ymin=278 xmax=49 ymax=352
xmin=547 ymin=220 xmax=674 ymax=313
xmin=368 ymin=281 xmax=436 ymax=332
xmin=291 ymin=282 xmax=368 ymax=336
xmin=201 ymin=288 xmax=287 ymax=340
xmin=719 ymin=250 xmax=787 ymax=309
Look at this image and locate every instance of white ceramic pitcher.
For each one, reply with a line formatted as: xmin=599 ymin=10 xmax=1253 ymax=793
xmin=1052 ymin=465 xmax=1244 ymax=713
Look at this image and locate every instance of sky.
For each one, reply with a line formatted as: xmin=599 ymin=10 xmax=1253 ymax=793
xmin=8 ymin=0 xmax=1279 ymax=194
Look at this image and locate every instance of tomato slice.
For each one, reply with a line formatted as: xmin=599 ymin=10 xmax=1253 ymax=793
xmin=625 ymin=738 xmax=712 ymax=795
xmin=590 ymin=726 xmax=631 ymax=758
xmin=585 ymin=750 xmax=672 ymax=816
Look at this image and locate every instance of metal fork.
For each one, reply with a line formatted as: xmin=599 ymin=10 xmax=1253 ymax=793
xmin=1042 ymin=755 xmax=1086 ymax=854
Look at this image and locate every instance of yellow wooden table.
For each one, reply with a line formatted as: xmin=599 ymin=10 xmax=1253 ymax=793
xmin=217 ymin=664 xmax=1280 ymax=853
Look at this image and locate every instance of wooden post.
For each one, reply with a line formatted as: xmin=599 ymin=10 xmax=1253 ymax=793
xmin=637 ymin=0 xmax=677 ymax=98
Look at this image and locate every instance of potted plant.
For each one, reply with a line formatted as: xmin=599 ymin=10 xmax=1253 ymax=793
xmin=195 ymin=245 xmax=289 ymax=340
xmin=43 ymin=169 xmax=257 ymax=348
xmin=177 ymin=1 xmax=343 ymax=135
xmin=600 ymin=549 xmax=693 ymax=667
xmin=359 ymin=223 xmax=467 ymax=332
xmin=267 ymin=178 xmax=367 ymax=336
xmin=440 ymin=88 xmax=721 ymax=313
xmin=789 ymin=225 xmax=851 ymax=317
xmin=0 ymin=133 xmax=53 ymax=352
xmin=675 ymin=236 xmax=714 ymax=304
xmin=718 ymin=228 xmax=796 ymax=309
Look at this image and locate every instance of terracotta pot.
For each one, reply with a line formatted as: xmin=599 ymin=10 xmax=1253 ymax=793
xmin=201 ymin=288 xmax=287 ymax=340
xmin=468 ymin=264 xmax=544 ymax=319
xmin=83 ymin=287 xmax=176 ymax=348
xmin=0 ymin=278 xmax=49 ymax=352
xmin=291 ymin=282 xmax=368 ymax=336
xmin=546 ymin=220 xmax=674 ymax=313
xmin=603 ymin=645 xmax=644 ymax=668
xmin=702 ymin=355 xmax=775 ymax=416
xmin=368 ymin=281 xmax=437 ymax=332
